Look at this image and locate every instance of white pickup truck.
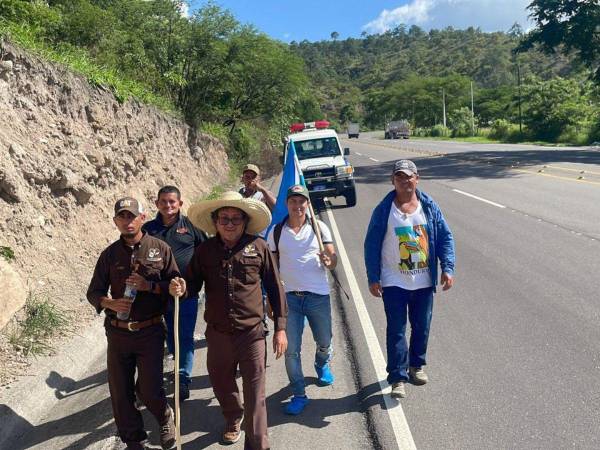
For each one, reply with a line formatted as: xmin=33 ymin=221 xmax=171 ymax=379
xmin=284 ymin=121 xmax=357 ymax=207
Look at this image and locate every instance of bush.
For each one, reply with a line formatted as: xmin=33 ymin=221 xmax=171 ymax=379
xmin=448 ymin=107 xmax=473 ymax=137
xmin=1 ymin=246 xmax=15 ymax=261
xmin=489 ymin=119 xmax=512 ymax=139
xmin=9 ymin=294 xmax=68 ymax=356
xmin=429 ymin=124 xmax=450 ymax=137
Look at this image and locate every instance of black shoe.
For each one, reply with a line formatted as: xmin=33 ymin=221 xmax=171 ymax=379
xmin=179 ymin=383 xmax=190 ymax=401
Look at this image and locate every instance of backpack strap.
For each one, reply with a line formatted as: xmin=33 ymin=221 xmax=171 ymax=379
xmin=273 ymin=215 xmax=288 ymax=256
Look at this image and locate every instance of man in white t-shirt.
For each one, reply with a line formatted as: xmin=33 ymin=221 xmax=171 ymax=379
xmin=239 ymin=164 xmax=276 ymax=211
xmin=267 ymin=184 xmax=337 ymax=415
xmin=364 ymin=160 xmax=455 ymax=399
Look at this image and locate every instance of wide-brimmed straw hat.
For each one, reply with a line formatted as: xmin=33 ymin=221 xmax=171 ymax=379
xmin=187 ymin=191 xmax=271 ymax=235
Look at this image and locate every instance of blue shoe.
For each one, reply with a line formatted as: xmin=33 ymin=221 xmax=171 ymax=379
xmin=316 ymin=364 xmax=335 ymax=386
xmin=284 ymin=395 xmax=309 ymax=415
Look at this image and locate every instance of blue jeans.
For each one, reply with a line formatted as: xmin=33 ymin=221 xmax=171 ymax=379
xmin=165 ymin=295 xmax=199 ymax=385
xmin=284 ymin=292 xmax=333 ymax=397
xmin=382 ymin=286 xmax=434 ymax=384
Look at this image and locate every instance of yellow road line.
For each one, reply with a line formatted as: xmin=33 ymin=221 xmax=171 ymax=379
xmin=544 ymin=164 xmax=600 ymax=176
xmin=513 ymin=168 xmax=600 ymax=186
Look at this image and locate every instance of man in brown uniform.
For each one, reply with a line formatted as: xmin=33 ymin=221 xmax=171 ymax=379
xmin=169 ymin=191 xmax=287 ymax=450
xmin=87 ymin=197 xmax=180 ymax=450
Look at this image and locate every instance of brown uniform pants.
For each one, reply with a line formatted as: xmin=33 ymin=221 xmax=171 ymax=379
xmin=206 ymin=323 xmax=269 ymax=450
xmin=106 ymin=323 xmax=169 ymax=445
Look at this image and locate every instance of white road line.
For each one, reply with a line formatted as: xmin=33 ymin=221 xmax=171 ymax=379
xmin=369 ymin=157 xmax=379 ymax=162
xmin=356 ymin=152 xmax=363 ymax=156
xmin=452 ymin=189 xmax=506 ymax=208
xmin=324 ymin=201 xmax=417 ymax=450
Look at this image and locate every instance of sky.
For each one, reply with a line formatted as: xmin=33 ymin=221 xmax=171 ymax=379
xmin=188 ymin=0 xmax=533 ymax=42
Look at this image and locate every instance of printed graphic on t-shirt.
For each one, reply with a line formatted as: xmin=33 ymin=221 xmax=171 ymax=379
xmin=395 ymin=225 xmax=429 ymax=273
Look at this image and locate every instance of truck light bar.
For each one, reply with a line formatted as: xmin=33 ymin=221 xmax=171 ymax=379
xmin=289 ymin=120 xmax=330 ymax=133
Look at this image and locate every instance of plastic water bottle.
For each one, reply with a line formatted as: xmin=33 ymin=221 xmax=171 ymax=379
xmin=117 ymin=283 xmax=137 ymax=320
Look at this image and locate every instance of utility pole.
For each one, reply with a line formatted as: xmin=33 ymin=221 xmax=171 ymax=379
xmin=517 ymin=62 xmax=523 ymax=136
xmin=442 ymin=88 xmax=446 ymax=130
xmin=470 ymin=81 xmax=475 ymax=136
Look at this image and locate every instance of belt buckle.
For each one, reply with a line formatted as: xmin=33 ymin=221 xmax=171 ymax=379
xmin=127 ymin=321 xmax=139 ymax=332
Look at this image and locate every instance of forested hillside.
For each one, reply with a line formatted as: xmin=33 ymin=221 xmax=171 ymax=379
xmin=1 ymin=1 xmax=598 ymax=146
xmin=291 ymin=24 xmax=599 ymax=144
xmin=0 ymin=0 xmax=316 ymax=170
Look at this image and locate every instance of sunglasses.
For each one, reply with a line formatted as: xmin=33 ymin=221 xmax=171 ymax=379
xmin=217 ymin=216 xmax=245 ymax=226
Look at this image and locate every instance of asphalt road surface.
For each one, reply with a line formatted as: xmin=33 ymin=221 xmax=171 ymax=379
xmin=319 ymin=135 xmax=600 ymax=449
xmin=5 ymin=136 xmax=600 ymax=450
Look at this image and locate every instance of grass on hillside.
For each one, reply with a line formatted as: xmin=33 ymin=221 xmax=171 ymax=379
xmin=1 ymin=246 xmax=15 ymax=262
xmin=8 ymin=294 xmax=69 ymax=357
xmin=1 ymin=22 xmax=175 ymax=112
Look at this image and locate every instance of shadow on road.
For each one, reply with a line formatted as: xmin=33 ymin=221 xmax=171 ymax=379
xmin=353 ymin=149 xmax=600 ymax=185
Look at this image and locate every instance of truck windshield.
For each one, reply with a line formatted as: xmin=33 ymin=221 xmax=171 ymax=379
xmin=293 ymin=137 xmax=340 ymax=160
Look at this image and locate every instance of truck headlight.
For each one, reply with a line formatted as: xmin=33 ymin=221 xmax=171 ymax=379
xmin=336 ymin=165 xmax=354 ymax=176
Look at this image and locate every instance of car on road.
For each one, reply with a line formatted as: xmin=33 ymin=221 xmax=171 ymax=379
xmin=285 ymin=120 xmax=357 ymax=207
xmin=347 ymin=122 xmax=360 ymax=139
xmin=384 ymin=120 xmax=410 ymax=139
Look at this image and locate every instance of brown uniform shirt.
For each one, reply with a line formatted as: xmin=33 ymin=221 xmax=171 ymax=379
xmin=87 ymin=233 xmax=180 ymax=321
xmin=185 ymin=233 xmax=287 ymax=333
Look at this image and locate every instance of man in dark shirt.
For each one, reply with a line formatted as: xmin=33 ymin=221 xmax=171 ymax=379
xmin=142 ymin=185 xmax=207 ymax=401
xmin=169 ymin=191 xmax=287 ymax=450
xmin=87 ymin=197 xmax=180 ymax=450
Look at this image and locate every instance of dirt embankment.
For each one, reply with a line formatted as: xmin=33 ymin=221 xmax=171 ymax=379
xmin=0 ymin=40 xmax=229 ymax=385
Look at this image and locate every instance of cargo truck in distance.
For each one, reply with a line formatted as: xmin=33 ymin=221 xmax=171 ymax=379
xmin=347 ymin=122 xmax=360 ymax=139
xmin=384 ymin=120 xmax=410 ymax=139
xmin=284 ymin=120 xmax=357 ymax=207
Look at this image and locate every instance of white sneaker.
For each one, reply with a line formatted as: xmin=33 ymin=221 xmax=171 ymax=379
xmin=409 ymin=366 xmax=428 ymax=385
xmin=391 ymin=382 xmax=406 ymax=399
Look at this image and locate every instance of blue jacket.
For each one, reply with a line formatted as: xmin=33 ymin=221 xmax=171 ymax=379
xmin=364 ymin=189 xmax=455 ymax=292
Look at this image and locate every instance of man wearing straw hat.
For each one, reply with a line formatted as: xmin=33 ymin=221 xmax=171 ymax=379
xmin=87 ymin=197 xmax=179 ymax=450
xmin=267 ymin=184 xmax=337 ymax=415
xmin=169 ymin=191 xmax=287 ymax=450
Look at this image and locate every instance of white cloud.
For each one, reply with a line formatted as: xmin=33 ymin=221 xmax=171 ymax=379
xmin=363 ymin=0 xmax=532 ymax=34
xmin=364 ymin=0 xmax=435 ymax=34
xmin=180 ymin=2 xmax=191 ymax=18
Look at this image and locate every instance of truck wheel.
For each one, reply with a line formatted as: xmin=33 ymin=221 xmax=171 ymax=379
xmin=344 ymin=188 xmax=357 ymax=207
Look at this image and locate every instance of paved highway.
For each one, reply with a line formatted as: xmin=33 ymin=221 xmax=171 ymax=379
xmin=5 ymin=136 xmax=600 ymax=450
xmin=320 ymin=135 xmax=600 ymax=449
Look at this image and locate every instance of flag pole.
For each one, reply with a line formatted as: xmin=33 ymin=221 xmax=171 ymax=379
xmin=174 ymin=294 xmax=182 ymax=450
xmin=307 ymin=199 xmax=324 ymax=253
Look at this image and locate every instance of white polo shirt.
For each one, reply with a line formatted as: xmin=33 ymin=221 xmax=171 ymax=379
xmin=267 ymin=219 xmax=332 ymax=295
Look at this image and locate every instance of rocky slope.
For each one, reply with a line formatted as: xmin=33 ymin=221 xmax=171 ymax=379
xmin=0 ymin=40 xmax=229 ymax=384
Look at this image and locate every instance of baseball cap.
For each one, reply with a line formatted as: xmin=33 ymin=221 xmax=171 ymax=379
xmin=242 ymin=164 xmax=260 ymax=176
xmin=114 ymin=197 xmax=144 ymax=216
xmin=286 ymin=184 xmax=310 ymax=200
xmin=393 ymin=160 xmax=418 ymax=176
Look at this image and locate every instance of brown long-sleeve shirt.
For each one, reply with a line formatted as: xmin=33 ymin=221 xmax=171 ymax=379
xmin=185 ymin=233 xmax=287 ymax=333
xmin=87 ymin=233 xmax=180 ymax=321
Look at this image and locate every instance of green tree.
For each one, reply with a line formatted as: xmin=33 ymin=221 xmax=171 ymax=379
xmin=521 ymin=77 xmax=593 ymax=140
xmin=518 ymin=0 xmax=600 ymax=81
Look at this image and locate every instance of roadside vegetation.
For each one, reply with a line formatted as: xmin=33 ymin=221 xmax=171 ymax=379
xmin=8 ymin=293 xmax=69 ymax=356
xmin=0 ymin=0 xmax=319 ymax=172
xmin=0 ymin=0 xmax=597 ymax=156
xmin=291 ymin=4 xmax=600 ymax=146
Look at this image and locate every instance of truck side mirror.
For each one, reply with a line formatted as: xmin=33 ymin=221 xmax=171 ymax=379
xmin=344 ymin=147 xmax=350 ymax=156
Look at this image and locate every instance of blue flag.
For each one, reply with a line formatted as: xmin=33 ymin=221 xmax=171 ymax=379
xmin=266 ymin=141 xmax=306 ymax=235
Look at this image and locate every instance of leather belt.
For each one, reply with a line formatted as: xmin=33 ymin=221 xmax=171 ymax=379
xmin=110 ymin=316 xmax=163 ymax=332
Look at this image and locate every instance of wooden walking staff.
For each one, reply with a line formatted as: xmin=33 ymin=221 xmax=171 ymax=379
xmin=307 ymin=199 xmax=325 ymax=253
xmin=174 ymin=294 xmax=182 ymax=450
